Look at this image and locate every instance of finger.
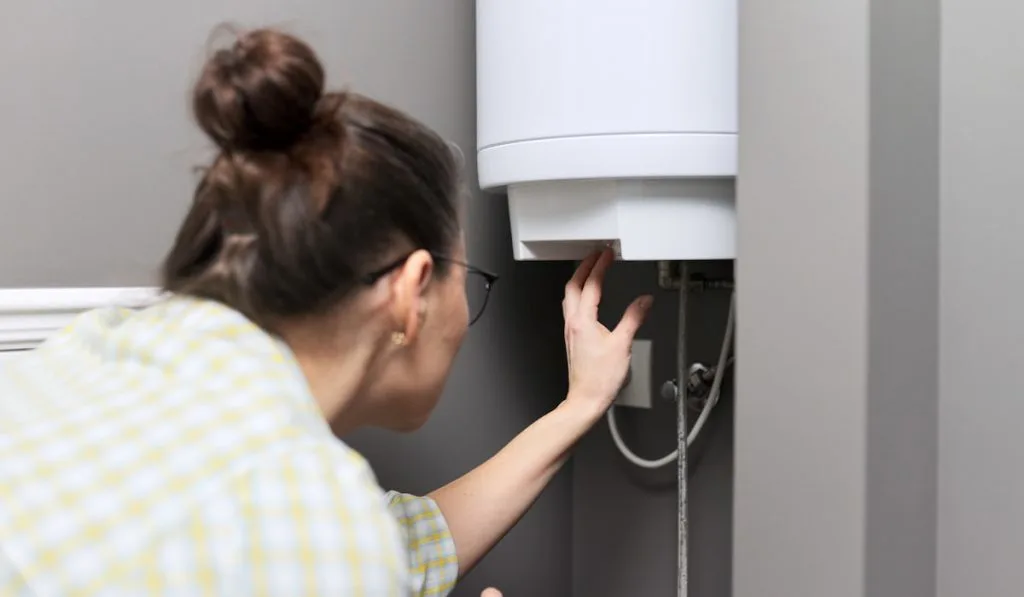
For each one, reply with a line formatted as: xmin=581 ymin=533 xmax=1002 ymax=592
xmin=579 ymin=248 xmax=615 ymax=316
xmin=568 ymin=251 xmax=601 ymax=289
xmin=564 ymin=251 xmax=601 ymax=317
xmin=569 ymin=249 xmax=598 ymax=292
xmin=612 ymin=294 xmax=654 ymax=342
xmin=481 ymin=589 xmax=503 ymax=597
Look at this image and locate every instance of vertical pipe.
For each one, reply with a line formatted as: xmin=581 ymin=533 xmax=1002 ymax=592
xmin=676 ymin=262 xmax=690 ymax=597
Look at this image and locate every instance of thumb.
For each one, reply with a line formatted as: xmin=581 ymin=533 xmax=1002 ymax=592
xmin=481 ymin=589 xmax=503 ymax=597
xmin=612 ymin=294 xmax=653 ymax=342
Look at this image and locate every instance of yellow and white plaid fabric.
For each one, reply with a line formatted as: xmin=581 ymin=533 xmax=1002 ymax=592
xmin=0 ymin=296 xmax=458 ymax=596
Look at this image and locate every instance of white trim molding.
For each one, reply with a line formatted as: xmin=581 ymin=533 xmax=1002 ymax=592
xmin=0 ymin=287 xmax=161 ymax=352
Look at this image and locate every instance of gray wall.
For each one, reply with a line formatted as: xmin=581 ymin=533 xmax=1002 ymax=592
xmin=734 ymin=0 xmax=939 ymax=596
xmin=571 ymin=261 xmax=735 ymax=597
xmin=734 ymin=1 xmax=870 ymax=592
xmin=736 ymin=0 xmax=1024 ymax=595
xmin=0 ymin=0 xmax=476 ymax=288
xmin=0 ymin=2 xmax=573 ymax=596
xmin=938 ymin=0 xmax=1024 ymax=595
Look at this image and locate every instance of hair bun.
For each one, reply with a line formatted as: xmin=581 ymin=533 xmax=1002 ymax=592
xmin=193 ymin=29 xmax=325 ymax=152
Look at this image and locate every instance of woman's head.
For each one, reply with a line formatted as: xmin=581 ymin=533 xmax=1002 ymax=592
xmin=162 ymin=28 xmax=473 ymax=431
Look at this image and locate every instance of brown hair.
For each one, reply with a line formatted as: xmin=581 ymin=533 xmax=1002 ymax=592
xmin=162 ymin=28 xmax=462 ymax=326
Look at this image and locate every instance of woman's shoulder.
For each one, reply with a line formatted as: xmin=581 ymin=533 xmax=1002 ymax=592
xmin=59 ymin=295 xmax=287 ymax=368
xmin=21 ymin=294 xmax=317 ymax=409
xmin=0 ymin=294 xmax=336 ymax=483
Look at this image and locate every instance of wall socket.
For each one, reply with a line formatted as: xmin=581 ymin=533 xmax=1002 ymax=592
xmin=614 ymin=339 xmax=652 ymax=409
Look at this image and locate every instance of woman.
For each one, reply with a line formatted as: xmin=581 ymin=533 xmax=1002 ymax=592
xmin=0 ymin=29 xmax=651 ymax=596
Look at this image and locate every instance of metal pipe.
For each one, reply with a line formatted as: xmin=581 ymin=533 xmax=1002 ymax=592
xmin=658 ymin=261 xmax=733 ymax=292
xmin=658 ymin=260 xmax=682 ymax=290
xmin=676 ymin=262 xmax=690 ymax=597
xmin=688 ymin=277 xmax=735 ymax=291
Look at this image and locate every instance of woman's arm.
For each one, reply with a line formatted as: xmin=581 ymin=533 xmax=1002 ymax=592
xmin=431 ymin=249 xmax=652 ymax=577
xmin=427 ymin=398 xmax=601 ymax=575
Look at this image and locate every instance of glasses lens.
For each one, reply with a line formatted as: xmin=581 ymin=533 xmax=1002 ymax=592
xmin=466 ymin=272 xmax=491 ymax=324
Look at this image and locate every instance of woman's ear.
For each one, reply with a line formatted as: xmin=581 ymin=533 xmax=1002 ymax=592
xmin=388 ymin=250 xmax=434 ymax=343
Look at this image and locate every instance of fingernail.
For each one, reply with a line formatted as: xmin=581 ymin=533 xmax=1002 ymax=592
xmin=640 ymin=295 xmax=654 ymax=310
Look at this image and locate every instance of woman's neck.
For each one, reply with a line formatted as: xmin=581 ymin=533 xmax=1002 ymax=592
xmin=280 ymin=316 xmax=383 ymax=432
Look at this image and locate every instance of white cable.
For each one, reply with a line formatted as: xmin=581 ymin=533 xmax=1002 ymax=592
xmin=607 ymin=291 xmax=736 ymax=469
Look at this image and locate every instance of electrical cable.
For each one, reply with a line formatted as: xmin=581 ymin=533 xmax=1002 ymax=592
xmin=607 ymin=290 xmax=735 ymax=469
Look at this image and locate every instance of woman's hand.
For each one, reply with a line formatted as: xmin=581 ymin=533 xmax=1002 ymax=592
xmin=562 ymin=249 xmax=653 ymax=418
xmin=481 ymin=589 xmax=502 ymax=597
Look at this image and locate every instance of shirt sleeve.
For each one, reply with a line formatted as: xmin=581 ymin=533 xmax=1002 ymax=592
xmin=384 ymin=490 xmax=460 ymax=597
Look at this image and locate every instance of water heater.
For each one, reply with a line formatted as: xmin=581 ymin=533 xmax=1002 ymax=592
xmin=476 ymin=0 xmax=738 ymax=261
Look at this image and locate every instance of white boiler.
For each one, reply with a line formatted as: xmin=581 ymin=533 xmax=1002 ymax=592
xmin=476 ymin=0 xmax=738 ymax=261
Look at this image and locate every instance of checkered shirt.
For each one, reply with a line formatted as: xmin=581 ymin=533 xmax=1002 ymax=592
xmin=0 ymin=296 xmax=459 ymax=596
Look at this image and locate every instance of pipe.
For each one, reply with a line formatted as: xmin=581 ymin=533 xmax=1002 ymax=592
xmin=676 ymin=261 xmax=689 ymax=597
xmin=658 ymin=260 xmax=682 ymax=290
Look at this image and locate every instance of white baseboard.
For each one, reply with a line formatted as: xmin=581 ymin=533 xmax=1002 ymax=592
xmin=0 ymin=287 xmax=161 ymax=352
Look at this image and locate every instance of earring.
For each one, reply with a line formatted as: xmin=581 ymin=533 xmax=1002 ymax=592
xmin=391 ymin=331 xmax=407 ymax=347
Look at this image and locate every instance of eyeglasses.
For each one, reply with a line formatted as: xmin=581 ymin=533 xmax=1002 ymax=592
xmin=363 ymin=252 xmax=499 ymax=326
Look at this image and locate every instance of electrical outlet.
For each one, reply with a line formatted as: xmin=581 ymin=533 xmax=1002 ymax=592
xmin=614 ymin=339 xmax=652 ymax=409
